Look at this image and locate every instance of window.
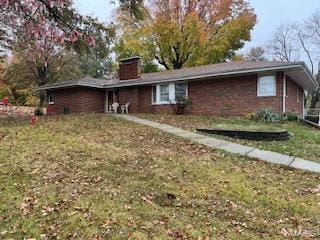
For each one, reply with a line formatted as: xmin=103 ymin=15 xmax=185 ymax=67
xmin=175 ymin=83 xmax=187 ymax=99
xmin=160 ymin=84 xmax=169 ymax=102
xmin=152 ymin=82 xmax=188 ymax=104
xmin=297 ymin=90 xmax=300 ymax=103
xmin=47 ymin=91 xmax=54 ymax=104
xmin=257 ymin=75 xmax=276 ymax=97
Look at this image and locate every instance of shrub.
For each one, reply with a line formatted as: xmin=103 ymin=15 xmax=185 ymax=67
xmin=285 ymin=111 xmax=298 ymax=121
xmin=0 ymin=87 xmax=9 ymax=100
xmin=246 ymin=112 xmax=256 ymax=120
xmin=255 ymin=108 xmax=282 ymax=123
xmin=171 ymin=96 xmax=192 ymax=114
xmin=26 ymin=94 xmax=40 ymax=107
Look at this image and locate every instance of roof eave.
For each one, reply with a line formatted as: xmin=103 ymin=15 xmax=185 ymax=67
xmin=105 ymin=64 xmax=315 ymax=89
xmin=300 ymin=63 xmax=319 ymax=89
xmin=37 ymin=83 xmax=105 ymax=91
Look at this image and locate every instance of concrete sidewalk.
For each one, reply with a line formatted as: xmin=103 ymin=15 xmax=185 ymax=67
xmin=115 ymin=114 xmax=320 ymax=174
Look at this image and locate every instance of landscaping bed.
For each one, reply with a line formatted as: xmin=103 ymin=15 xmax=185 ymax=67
xmin=0 ymin=105 xmax=34 ymax=118
xmin=196 ymin=128 xmax=289 ymax=141
xmin=0 ymin=114 xmax=320 ymax=239
xmin=137 ymin=114 xmax=320 ymax=163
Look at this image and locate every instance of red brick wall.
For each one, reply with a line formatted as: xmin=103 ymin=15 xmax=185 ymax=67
xmin=116 ymin=72 xmax=287 ymax=116
xmin=45 ymin=72 xmax=304 ymax=116
xmin=46 ymin=87 xmax=105 ymax=114
xmin=285 ymin=76 xmax=304 ymax=115
xmin=187 ymin=72 xmax=284 ymax=115
xmin=117 ymin=86 xmax=175 ymax=114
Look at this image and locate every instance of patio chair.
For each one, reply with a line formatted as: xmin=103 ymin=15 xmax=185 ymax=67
xmin=121 ymin=102 xmax=130 ymax=114
xmin=109 ymin=102 xmax=119 ymax=113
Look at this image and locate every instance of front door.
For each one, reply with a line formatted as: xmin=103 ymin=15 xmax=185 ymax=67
xmin=106 ymin=90 xmax=114 ymax=112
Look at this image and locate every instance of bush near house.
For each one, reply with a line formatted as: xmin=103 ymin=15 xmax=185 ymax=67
xmin=171 ymin=96 xmax=192 ymax=114
xmin=255 ymin=109 xmax=298 ymax=123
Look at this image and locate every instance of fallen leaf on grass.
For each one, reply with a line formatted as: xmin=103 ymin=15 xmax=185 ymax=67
xmin=167 ymin=229 xmax=188 ymax=240
xmin=31 ymin=168 xmax=40 ymax=174
xmin=141 ymin=196 xmax=156 ymax=206
xmin=20 ymin=196 xmax=38 ymax=215
xmin=101 ymin=218 xmax=117 ymax=229
xmin=152 ymin=220 xmax=165 ymax=225
xmin=41 ymin=205 xmax=55 ymax=216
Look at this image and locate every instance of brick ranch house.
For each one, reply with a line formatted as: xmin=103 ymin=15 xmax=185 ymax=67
xmin=39 ymin=57 xmax=317 ymax=116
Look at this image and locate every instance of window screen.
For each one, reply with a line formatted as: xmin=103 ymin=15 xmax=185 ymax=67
xmin=258 ymin=76 xmax=276 ymax=96
xmin=175 ymin=83 xmax=187 ymax=98
xmin=160 ymin=84 xmax=169 ymax=102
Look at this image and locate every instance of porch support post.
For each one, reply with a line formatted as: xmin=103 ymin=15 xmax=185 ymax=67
xmin=282 ymin=74 xmax=286 ymax=113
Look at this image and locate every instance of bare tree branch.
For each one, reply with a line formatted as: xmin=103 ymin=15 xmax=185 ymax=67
xmin=268 ymin=23 xmax=300 ymax=61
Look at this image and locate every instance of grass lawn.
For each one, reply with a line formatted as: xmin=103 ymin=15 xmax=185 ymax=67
xmin=0 ymin=114 xmax=320 ymax=239
xmin=137 ymin=114 xmax=320 ymax=163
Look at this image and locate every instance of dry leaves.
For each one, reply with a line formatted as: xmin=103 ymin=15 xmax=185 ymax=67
xmin=280 ymin=226 xmax=315 ymax=238
xmin=20 ymin=196 xmax=38 ymax=215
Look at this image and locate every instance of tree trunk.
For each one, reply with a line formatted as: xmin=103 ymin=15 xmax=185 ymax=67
xmin=37 ymin=65 xmax=49 ymax=106
xmin=39 ymin=91 xmax=46 ymax=107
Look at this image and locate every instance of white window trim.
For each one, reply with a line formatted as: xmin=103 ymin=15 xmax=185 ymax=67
xmin=152 ymin=85 xmax=157 ymax=104
xmin=257 ymin=75 xmax=277 ymax=97
xmin=151 ymin=82 xmax=188 ymax=105
xmin=48 ymin=92 xmax=55 ymax=105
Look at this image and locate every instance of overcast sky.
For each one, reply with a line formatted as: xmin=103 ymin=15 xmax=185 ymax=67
xmin=74 ymin=0 xmax=320 ymax=53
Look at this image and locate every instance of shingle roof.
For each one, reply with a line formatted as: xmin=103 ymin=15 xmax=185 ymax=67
xmin=37 ymin=76 xmax=117 ymax=90
xmin=38 ymin=61 xmax=317 ymax=90
xmin=141 ymin=61 xmax=307 ymax=82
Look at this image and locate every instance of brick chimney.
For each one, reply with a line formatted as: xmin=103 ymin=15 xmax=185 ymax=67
xmin=118 ymin=56 xmax=141 ymax=81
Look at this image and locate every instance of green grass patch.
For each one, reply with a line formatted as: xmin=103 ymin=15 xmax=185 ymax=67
xmin=137 ymin=114 xmax=320 ymax=163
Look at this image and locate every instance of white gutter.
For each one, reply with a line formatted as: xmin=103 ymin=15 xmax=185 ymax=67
xmin=283 ymin=75 xmax=286 ymax=113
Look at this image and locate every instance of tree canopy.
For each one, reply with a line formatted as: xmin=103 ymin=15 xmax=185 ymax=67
xmin=0 ymin=0 xmax=110 ymax=50
xmin=116 ymin=0 xmax=257 ymax=69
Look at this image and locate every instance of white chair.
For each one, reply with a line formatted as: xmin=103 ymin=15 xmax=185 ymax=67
xmin=109 ymin=102 xmax=119 ymax=113
xmin=121 ymin=102 xmax=130 ymax=114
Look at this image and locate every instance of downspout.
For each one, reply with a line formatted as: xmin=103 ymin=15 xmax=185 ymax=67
xmin=282 ymin=74 xmax=286 ymax=113
xmin=302 ymin=91 xmax=305 ymax=119
xmin=104 ymin=89 xmax=108 ymax=113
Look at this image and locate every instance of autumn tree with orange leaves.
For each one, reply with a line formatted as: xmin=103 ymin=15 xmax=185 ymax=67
xmin=116 ymin=0 xmax=257 ymax=70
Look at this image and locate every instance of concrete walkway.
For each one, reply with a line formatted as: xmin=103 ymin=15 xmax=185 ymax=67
xmin=115 ymin=114 xmax=320 ymax=174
